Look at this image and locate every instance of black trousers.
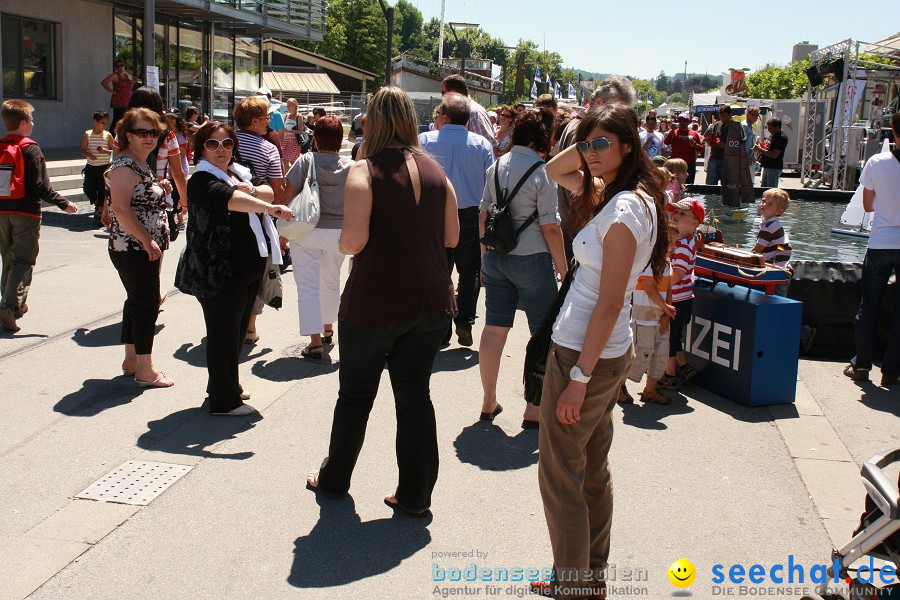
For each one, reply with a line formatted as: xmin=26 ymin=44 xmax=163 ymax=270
xmin=317 ymin=314 xmax=450 ymax=511
xmin=109 ymin=249 xmax=162 ymax=355
xmin=686 ymin=161 xmax=697 ymax=185
xmin=446 ymin=207 xmax=481 ymax=330
xmin=198 ymin=271 xmax=260 ymax=413
xmin=668 ymin=298 xmax=694 ymax=358
xmin=83 ymin=164 xmax=107 ymax=208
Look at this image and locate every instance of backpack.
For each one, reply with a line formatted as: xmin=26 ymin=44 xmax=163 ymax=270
xmin=480 ymin=160 xmax=544 ymax=254
xmin=0 ymin=136 xmax=37 ymax=199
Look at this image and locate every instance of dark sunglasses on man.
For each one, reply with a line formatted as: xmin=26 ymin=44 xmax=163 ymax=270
xmin=576 ymin=137 xmax=611 ymax=154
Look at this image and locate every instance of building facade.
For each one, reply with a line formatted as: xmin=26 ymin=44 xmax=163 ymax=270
xmin=0 ymin=0 xmax=325 ymax=147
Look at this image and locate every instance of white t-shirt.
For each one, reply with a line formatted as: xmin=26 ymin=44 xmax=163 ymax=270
xmin=552 ymin=191 xmax=657 ymax=357
xmin=640 ymin=130 xmax=664 ymax=159
xmin=859 ymin=150 xmax=900 ymax=249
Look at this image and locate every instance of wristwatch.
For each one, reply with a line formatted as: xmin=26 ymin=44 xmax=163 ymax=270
xmin=250 ymin=185 xmax=258 ymax=197
xmin=569 ymin=365 xmax=591 ymax=384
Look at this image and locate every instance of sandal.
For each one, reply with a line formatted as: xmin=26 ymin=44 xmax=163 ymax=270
xmin=134 ymin=372 xmax=175 ymax=388
xmin=680 ymin=364 xmax=699 ymax=383
xmin=244 ymin=331 xmax=260 ymax=345
xmin=305 ymin=470 xmax=345 ymax=500
xmin=384 ymin=495 xmax=430 ymax=517
xmin=300 ymin=344 xmax=323 ymax=359
xmin=656 ymin=373 xmax=680 ymax=390
xmin=617 ymin=383 xmax=634 ymax=404
xmin=639 ymin=389 xmax=671 ymax=405
xmin=322 ymin=331 xmax=334 ymax=346
xmin=843 ymin=364 xmax=870 ymax=382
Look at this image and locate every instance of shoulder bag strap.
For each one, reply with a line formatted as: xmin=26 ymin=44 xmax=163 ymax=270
xmin=508 ymin=160 xmax=546 ymax=235
xmin=494 ymin=162 xmax=503 ymax=205
xmin=307 ymin=151 xmax=317 ymax=186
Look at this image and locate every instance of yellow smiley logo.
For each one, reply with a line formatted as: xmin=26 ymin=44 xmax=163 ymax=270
xmin=668 ymin=559 xmax=696 ymax=588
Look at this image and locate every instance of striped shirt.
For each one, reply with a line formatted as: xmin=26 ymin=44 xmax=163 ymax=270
xmin=632 ymin=264 xmax=672 ymax=326
xmin=671 ymin=236 xmax=697 ymax=302
xmin=85 ymin=130 xmax=112 ymax=166
xmin=467 ymin=98 xmax=497 ymax=148
xmin=234 ymin=129 xmax=283 ymax=181
xmin=756 ymin=216 xmax=792 ymax=268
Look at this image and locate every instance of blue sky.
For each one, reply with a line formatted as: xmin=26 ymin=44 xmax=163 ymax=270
xmin=407 ymin=0 xmax=899 ymax=79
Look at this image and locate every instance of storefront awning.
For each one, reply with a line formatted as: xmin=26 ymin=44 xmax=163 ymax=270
xmin=262 ymin=71 xmax=340 ymax=95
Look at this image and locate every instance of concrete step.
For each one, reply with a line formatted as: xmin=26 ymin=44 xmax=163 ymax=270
xmin=48 ymin=173 xmax=85 ymax=191
xmin=46 ymin=159 xmax=87 ymax=178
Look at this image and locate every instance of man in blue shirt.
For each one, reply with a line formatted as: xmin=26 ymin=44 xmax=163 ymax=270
xmin=742 ymin=106 xmax=760 ymax=185
xmin=419 ymin=92 xmax=494 ymax=346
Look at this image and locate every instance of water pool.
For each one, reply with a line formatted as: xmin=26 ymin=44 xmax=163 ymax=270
xmin=692 ymin=195 xmax=868 ymax=263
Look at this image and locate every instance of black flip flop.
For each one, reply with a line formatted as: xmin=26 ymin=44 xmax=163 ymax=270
xmin=384 ymin=496 xmax=430 ymax=517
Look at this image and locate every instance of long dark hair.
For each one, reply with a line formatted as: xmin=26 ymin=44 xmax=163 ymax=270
xmin=570 ymin=103 xmax=668 ymax=280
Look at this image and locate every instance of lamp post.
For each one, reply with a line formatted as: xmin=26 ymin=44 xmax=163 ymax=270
xmin=377 ymin=0 xmax=394 ymax=86
xmin=499 ymin=45 xmax=517 ymax=103
xmin=447 ymin=22 xmax=479 ymax=81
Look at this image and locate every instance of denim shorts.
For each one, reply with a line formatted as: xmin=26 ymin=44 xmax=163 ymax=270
xmin=481 ymin=251 xmax=558 ymax=332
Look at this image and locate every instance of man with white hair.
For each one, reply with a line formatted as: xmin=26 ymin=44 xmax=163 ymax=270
xmin=550 ymin=75 xmax=637 ymax=258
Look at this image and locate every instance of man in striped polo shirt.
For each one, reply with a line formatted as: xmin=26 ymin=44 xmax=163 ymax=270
xmin=232 ymin=96 xmax=285 ymax=344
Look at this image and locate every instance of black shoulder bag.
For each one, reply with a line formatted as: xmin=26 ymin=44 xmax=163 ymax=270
xmin=480 ymin=160 xmax=544 ymax=254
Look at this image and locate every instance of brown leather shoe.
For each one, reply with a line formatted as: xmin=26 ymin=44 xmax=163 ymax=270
xmin=0 ymin=307 xmax=19 ymax=332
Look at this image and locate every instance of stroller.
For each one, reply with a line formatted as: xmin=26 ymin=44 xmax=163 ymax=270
xmin=803 ymin=449 xmax=900 ymax=600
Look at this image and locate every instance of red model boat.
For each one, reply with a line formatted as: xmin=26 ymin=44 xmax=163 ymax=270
xmin=694 ymin=242 xmax=791 ymax=295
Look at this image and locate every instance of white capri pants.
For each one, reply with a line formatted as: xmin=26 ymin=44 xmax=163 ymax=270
xmin=290 ymin=228 xmax=346 ymax=336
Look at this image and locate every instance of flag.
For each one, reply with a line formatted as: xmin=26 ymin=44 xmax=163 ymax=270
xmin=647 ymin=90 xmax=653 ymax=106
xmin=530 ymin=81 xmax=538 ymax=100
xmin=546 ymin=72 xmax=551 ymax=89
xmin=568 ymin=82 xmax=576 ymax=99
xmin=637 ymin=90 xmax=643 ymax=103
xmin=554 ymin=81 xmax=560 ymax=98
xmin=533 ymin=67 xmax=541 ymax=83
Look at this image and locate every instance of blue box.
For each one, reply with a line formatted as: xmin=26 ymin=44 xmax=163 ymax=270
xmin=685 ymin=279 xmax=803 ymax=407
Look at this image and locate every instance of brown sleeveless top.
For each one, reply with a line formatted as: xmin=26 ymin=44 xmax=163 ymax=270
xmin=338 ymin=148 xmax=452 ymax=325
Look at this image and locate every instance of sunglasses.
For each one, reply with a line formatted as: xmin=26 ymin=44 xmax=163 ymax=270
xmin=130 ymin=128 xmax=159 ymax=138
xmin=204 ymin=138 xmax=235 ymax=151
xmin=576 ymin=137 xmax=612 ymax=154
xmin=500 ymin=112 xmax=513 ymax=118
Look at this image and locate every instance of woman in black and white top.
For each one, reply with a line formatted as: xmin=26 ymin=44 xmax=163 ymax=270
xmin=106 ymin=108 xmax=172 ymax=388
xmin=175 ymin=121 xmax=292 ymax=415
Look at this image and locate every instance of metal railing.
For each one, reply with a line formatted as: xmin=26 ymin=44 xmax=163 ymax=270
xmin=392 ymin=53 xmax=503 ymax=94
xmin=211 ymin=0 xmax=327 ymax=37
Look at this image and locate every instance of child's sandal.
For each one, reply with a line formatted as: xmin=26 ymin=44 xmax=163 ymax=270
xmin=639 ymin=390 xmax=671 ymax=405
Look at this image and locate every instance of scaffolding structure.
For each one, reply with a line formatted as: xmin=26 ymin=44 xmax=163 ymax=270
xmin=800 ymin=38 xmax=900 ymax=190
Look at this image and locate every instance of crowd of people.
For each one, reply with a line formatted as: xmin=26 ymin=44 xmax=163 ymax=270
xmin=0 ymin=59 xmax=897 ymax=599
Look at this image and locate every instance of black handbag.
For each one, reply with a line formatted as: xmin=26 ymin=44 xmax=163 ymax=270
xmin=480 ymin=160 xmax=544 ymax=254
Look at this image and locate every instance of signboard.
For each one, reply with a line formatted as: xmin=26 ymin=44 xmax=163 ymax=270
xmin=686 ymin=280 xmax=802 ymax=406
xmin=146 ymin=66 xmax=160 ymax=93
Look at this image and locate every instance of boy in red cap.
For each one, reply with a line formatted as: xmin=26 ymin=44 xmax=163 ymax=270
xmin=658 ymin=199 xmax=704 ymax=389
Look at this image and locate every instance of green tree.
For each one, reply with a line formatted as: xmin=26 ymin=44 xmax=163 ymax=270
xmin=394 ymin=0 xmax=424 ymax=53
xmin=745 ymin=60 xmax=811 ymax=99
xmin=296 ymin=0 xmax=388 ymax=82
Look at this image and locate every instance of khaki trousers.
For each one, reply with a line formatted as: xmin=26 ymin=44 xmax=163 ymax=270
xmin=538 ymin=342 xmax=633 ymax=600
xmin=0 ymin=214 xmax=40 ymax=311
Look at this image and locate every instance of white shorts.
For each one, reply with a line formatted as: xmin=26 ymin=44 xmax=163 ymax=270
xmin=627 ymin=322 xmax=670 ymax=382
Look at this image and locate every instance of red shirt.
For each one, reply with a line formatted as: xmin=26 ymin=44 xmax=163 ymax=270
xmin=664 ymin=128 xmax=703 ymax=165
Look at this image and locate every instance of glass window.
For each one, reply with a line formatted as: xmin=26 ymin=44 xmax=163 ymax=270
xmin=177 ymin=24 xmax=205 ymax=119
xmin=212 ymin=30 xmax=234 ymax=123
xmin=234 ymin=36 xmax=259 ymax=103
xmin=2 ymin=14 xmax=56 ymax=99
xmin=113 ymin=10 xmax=141 ymax=82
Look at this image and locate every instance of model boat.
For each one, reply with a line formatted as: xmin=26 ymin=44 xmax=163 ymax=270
xmin=695 ymin=242 xmax=791 ymax=294
xmin=831 ymin=185 xmax=872 ymax=239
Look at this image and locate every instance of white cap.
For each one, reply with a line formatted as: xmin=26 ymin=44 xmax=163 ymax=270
xmin=256 ymin=86 xmax=272 ymax=97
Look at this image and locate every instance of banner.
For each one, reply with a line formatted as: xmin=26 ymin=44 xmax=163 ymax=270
xmin=568 ymin=82 xmax=576 ymax=99
xmin=530 ymin=81 xmax=537 ymax=100
xmin=533 ymin=67 xmax=541 ymax=83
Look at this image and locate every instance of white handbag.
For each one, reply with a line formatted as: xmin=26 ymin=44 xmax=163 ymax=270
xmin=277 ymin=152 xmax=320 ymax=241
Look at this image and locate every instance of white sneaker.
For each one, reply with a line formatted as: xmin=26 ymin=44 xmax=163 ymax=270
xmin=240 ymin=391 xmax=251 ymax=400
xmin=212 ymin=404 xmax=258 ymax=416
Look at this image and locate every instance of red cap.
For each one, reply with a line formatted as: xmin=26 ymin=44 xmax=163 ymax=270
xmin=665 ymin=198 xmax=705 ymax=224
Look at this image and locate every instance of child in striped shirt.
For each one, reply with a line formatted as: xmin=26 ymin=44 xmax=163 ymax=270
xmin=752 ymin=188 xmax=793 ymax=296
xmin=619 ymin=223 xmax=679 ymax=405
xmin=658 ymin=198 xmax=704 ymax=390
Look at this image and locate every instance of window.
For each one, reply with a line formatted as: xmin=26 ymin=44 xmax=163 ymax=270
xmin=2 ymin=15 xmax=57 ymax=99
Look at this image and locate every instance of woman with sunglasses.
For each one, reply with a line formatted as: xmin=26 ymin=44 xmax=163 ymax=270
xmin=106 ymin=108 xmax=173 ymax=388
xmin=534 ymin=103 xmax=669 ymax=599
xmin=175 ymin=122 xmax=293 ymax=415
xmin=494 ymin=105 xmax=517 ymax=158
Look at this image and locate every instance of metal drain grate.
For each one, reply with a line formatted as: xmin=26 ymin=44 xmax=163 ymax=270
xmin=75 ymin=460 xmax=192 ymax=506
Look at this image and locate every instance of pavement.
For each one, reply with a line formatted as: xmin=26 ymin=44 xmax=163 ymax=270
xmin=0 ymin=202 xmax=897 ymax=600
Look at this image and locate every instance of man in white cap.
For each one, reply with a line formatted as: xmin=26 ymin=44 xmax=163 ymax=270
xmin=257 ymin=86 xmax=286 ymax=136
